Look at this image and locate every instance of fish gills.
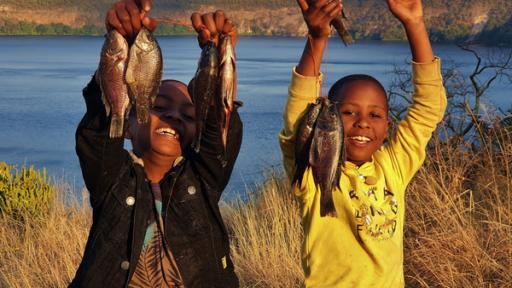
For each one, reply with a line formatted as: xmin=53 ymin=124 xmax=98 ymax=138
xmin=309 ymin=99 xmax=343 ymax=217
xmin=125 ymin=28 xmax=163 ymax=124
xmin=193 ymin=41 xmax=219 ymax=153
xmin=293 ymin=98 xmax=323 ymax=186
xmin=217 ymin=35 xmax=237 ymax=150
xmin=331 ymin=9 xmax=354 ymax=46
xmin=98 ymin=30 xmax=130 ymax=138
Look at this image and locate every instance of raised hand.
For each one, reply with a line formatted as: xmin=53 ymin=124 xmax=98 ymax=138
xmin=386 ymin=0 xmax=424 ymax=26
xmin=105 ymin=0 xmax=157 ymax=41
xmin=387 ymin=0 xmax=433 ymax=63
xmin=190 ymin=10 xmax=237 ymax=48
xmin=297 ymin=0 xmax=343 ymax=39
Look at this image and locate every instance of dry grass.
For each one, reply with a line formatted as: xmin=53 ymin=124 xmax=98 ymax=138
xmin=0 ymin=131 xmax=510 ymax=287
xmin=225 ymin=172 xmax=303 ymax=287
xmin=0 ymin=185 xmax=91 ymax=288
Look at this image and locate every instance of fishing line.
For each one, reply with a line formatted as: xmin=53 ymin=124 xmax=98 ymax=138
xmin=153 ymin=17 xmax=194 ymax=31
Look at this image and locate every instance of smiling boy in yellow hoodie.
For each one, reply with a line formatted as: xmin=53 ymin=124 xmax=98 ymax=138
xmin=279 ymin=0 xmax=447 ymax=287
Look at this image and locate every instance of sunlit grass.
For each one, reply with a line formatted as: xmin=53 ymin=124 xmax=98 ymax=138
xmin=0 ymin=130 xmax=510 ymax=287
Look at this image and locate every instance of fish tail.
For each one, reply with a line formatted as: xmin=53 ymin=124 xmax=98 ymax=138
xmin=221 ymin=110 xmax=231 ymax=150
xmin=109 ymin=115 xmax=124 ymax=138
xmin=136 ymin=104 xmax=149 ymax=124
xmin=320 ymin=185 xmax=337 ymax=217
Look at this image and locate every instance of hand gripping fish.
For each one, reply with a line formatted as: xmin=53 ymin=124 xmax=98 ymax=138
xmin=217 ymin=35 xmax=237 ymax=151
xmin=192 ymin=41 xmax=219 ymax=153
xmin=309 ymin=99 xmax=344 ymax=217
xmin=331 ymin=9 xmax=354 ymax=46
xmin=293 ymin=98 xmax=324 ymax=187
xmin=125 ymin=28 xmax=163 ymax=124
xmin=98 ymin=30 xmax=130 ymax=138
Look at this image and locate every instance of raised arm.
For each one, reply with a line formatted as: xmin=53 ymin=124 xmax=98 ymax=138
xmin=386 ymin=0 xmax=434 ymax=63
xmin=76 ymin=0 xmax=157 ymax=207
xmin=296 ymin=0 xmax=343 ymax=76
xmin=381 ymin=0 xmax=447 ymax=189
xmin=189 ymin=11 xmax=242 ymax=198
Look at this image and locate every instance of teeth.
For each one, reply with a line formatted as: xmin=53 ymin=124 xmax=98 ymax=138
xmin=156 ymin=128 xmax=177 ymax=138
xmin=350 ymin=136 xmax=371 ymax=142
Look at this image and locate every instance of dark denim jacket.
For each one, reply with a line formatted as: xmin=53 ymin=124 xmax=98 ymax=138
xmin=69 ymin=77 xmax=242 ymax=287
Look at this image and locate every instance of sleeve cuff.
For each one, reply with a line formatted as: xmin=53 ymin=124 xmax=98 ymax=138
xmin=289 ymin=67 xmax=323 ymax=100
xmin=412 ymin=57 xmax=442 ymax=83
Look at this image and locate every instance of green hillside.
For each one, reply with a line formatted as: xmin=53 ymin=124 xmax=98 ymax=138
xmin=0 ymin=0 xmax=511 ymax=45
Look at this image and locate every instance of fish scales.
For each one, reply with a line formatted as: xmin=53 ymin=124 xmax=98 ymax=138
xmin=193 ymin=41 xmax=219 ymax=153
xmin=125 ymin=28 xmax=163 ymax=124
xmin=217 ymin=35 xmax=237 ymax=151
xmin=309 ymin=99 xmax=343 ymax=217
xmin=293 ymin=98 xmax=323 ymax=186
xmin=98 ymin=30 xmax=130 ymax=138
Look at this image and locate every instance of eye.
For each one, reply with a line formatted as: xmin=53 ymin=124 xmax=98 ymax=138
xmin=342 ymin=110 xmax=355 ymax=116
xmin=370 ymin=112 xmax=383 ymax=119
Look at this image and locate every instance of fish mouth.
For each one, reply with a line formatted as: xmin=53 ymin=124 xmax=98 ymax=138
xmin=155 ymin=127 xmax=180 ymax=140
xmin=348 ymin=135 xmax=372 ymax=145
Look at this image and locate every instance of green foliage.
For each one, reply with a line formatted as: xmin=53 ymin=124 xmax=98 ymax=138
xmin=0 ymin=0 xmax=511 ymax=43
xmin=0 ymin=21 xmax=104 ymax=36
xmin=0 ymin=162 xmax=55 ymax=218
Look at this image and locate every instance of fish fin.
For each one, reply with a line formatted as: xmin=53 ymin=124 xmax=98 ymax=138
xmin=292 ymin=163 xmax=308 ymax=188
xmin=109 ymin=115 xmax=124 ymax=138
xmin=101 ymin=91 xmax=111 ymax=116
xmin=309 ymin=134 xmax=322 ymax=167
xmin=320 ymin=183 xmax=337 ymax=218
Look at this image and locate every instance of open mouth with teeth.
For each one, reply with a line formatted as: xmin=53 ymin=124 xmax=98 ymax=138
xmin=155 ymin=127 xmax=180 ymax=140
xmin=348 ymin=135 xmax=372 ymax=144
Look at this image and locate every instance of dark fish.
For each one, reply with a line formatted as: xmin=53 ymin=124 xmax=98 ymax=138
xmin=192 ymin=41 xmax=218 ymax=153
xmin=331 ymin=9 xmax=354 ymax=46
xmin=125 ymin=28 xmax=163 ymax=124
xmin=309 ymin=99 xmax=344 ymax=217
xmin=293 ymin=98 xmax=324 ymax=186
xmin=217 ymin=35 xmax=237 ymax=151
xmin=98 ymin=30 xmax=130 ymax=138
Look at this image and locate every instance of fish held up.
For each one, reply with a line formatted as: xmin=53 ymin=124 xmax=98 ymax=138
xmin=217 ymin=35 xmax=237 ymax=151
xmin=125 ymin=27 xmax=163 ymax=124
xmin=293 ymin=98 xmax=324 ymax=187
xmin=309 ymin=99 xmax=344 ymax=217
xmin=192 ymin=41 xmax=219 ymax=153
xmin=98 ymin=29 xmax=130 ymax=138
xmin=294 ymin=98 xmax=345 ymax=217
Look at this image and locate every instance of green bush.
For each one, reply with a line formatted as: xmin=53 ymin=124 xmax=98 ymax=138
xmin=0 ymin=162 xmax=55 ymax=218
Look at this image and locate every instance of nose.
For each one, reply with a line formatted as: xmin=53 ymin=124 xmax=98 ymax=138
xmin=161 ymin=109 xmax=182 ymax=123
xmin=354 ymin=115 xmax=370 ymax=129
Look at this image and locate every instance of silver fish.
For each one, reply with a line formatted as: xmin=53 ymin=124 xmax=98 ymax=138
xmin=293 ymin=98 xmax=324 ymax=186
xmin=331 ymin=9 xmax=354 ymax=46
xmin=98 ymin=30 xmax=130 ymax=138
xmin=192 ymin=41 xmax=218 ymax=153
xmin=217 ymin=35 xmax=237 ymax=151
xmin=309 ymin=99 xmax=344 ymax=217
xmin=125 ymin=28 xmax=163 ymax=124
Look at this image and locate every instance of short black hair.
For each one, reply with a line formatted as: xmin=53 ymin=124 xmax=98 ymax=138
xmin=327 ymin=74 xmax=387 ymax=105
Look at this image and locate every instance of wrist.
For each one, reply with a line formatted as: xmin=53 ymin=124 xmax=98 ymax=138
xmin=308 ymin=34 xmax=329 ymax=44
xmin=402 ymin=18 xmax=426 ymax=32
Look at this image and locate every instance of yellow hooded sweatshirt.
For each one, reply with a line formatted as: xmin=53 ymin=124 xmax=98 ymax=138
xmin=279 ymin=58 xmax=447 ymax=287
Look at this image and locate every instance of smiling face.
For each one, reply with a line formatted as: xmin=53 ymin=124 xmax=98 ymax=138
xmin=128 ymin=80 xmax=196 ymax=161
xmin=331 ymin=79 xmax=390 ymax=166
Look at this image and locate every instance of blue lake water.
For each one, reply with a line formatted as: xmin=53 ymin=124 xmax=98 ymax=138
xmin=0 ymin=36 xmax=510 ymax=199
